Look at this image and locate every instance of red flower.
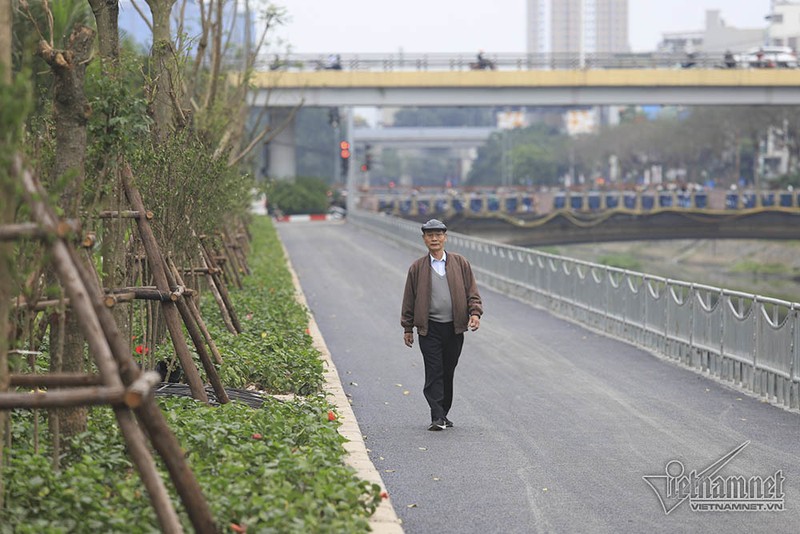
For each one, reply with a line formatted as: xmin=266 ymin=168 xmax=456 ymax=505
xmin=134 ymin=345 xmax=149 ymax=355
xmin=251 ymin=433 xmax=263 ymax=440
xmin=380 ymin=491 xmax=389 ymax=500
xmin=305 ymin=328 xmax=310 ymax=335
xmin=230 ymin=523 xmax=246 ymax=533
xmin=327 ymin=410 xmax=337 ymax=421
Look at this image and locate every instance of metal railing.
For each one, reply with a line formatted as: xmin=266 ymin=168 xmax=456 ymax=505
xmin=349 ymin=210 xmax=800 ymax=410
xmin=369 ymin=189 xmax=800 ymax=216
xmin=258 ymin=52 xmax=749 ymax=72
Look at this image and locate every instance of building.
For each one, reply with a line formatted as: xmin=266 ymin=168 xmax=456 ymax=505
xmin=526 ymin=0 xmax=629 ymax=55
xmin=657 ymin=9 xmax=764 ymax=54
xmin=769 ymin=1 xmax=800 ymax=50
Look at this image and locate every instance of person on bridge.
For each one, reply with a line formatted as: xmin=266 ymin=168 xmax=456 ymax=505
xmin=401 ymin=219 xmax=483 ymax=431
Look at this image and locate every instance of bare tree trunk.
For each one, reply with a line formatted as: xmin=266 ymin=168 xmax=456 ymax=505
xmin=38 ymin=25 xmax=96 ymax=440
xmin=88 ymin=0 xmax=130 ymax=348
xmin=146 ymin=0 xmax=178 ymax=143
xmin=88 ymin=0 xmax=119 ymax=64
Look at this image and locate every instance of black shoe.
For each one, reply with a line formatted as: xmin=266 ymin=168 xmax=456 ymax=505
xmin=444 ymin=417 xmax=453 ymax=428
xmin=428 ymin=418 xmax=447 ymax=431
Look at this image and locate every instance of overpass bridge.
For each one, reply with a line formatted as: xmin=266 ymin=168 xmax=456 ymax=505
xmin=250 ymin=53 xmax=800 ymax=184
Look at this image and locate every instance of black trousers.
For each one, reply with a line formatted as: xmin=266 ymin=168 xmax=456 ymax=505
xmin=418 ymin=321 xmax=464 ymax=421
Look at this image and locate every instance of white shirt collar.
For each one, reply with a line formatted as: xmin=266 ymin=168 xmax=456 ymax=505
xmin=430 ymin=250 xmax=447 ymax=264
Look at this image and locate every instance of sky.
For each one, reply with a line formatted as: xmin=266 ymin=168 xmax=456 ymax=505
xmin=271 ymin=0 xmax=772 ymax=54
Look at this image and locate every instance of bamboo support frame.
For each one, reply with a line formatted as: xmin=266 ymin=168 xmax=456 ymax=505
xmin=168 ymin=258 xmax=224 ymax=365
xmin=15 ymin=159 xmax=197 ymax=532
xmin=121 ymin=169 xmax=208 ymax=403
xmin=161 ymin=257 xmax=229 ymax=404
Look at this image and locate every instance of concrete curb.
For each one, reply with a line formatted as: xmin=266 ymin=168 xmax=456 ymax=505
xmin=279 ymin=239 xmax=404 ymax=533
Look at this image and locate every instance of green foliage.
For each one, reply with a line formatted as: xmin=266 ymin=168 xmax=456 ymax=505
xmin=1 ymin=217 xmax=380 ymax=532
xmin=128 ymin=129 xmax=252 ymax=259
xmin=0 ymin=69 xmax=33 ymax=151
xmin=468 ymin=124 xmax=568 ymax=186
xmin=210 ymin=217 xmax=323 ymax=393
xmin=267 ymin=176 xmax=330 ymax=215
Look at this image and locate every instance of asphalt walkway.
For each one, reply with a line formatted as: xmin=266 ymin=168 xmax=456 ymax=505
xmin=277 ymin=220 xmax=800 ymax=534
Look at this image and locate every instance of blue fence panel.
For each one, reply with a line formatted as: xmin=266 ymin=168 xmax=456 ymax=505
xmin=587 ymin=194 xmax=601 ymax=210
xmin=761 ymin=193 xmax=775 ymax=207
xmin=434 ymin=199 xmax=448 ymax=213
xmin=505 ymin=197 xmax=518 ymax=212
xmin=417 ymin=199 xmax=429 ymax=215
xmin=641 ymin=195 xmax=655 ymax=210
xmin=379 ymin=199 xmax=393 ymax=212
xmin=487 ymin=197 xmax=500 ymax=212
xmin=521 ymin=196 xmax=534 ymax=211
xmin=452 ymin=198 xmax=464 ymax=213
xmin=570 ymin=196 xmax=584 ymax=210
xmin=605 ymin=194 xmax=619 ymax=209
xmin=659 ymin=194 xmax=673 ymax=208
xmin=677 ymin=193 xmax=691 ymax=208
xmin=399 ymin=200 xmax=411 ymax=214
xmin=469 ymin=197 xmax=483 ymax=213
xmin=694 ymin=193 xmax=707 ymax=209
xmin=725 ymin=193 xmax=738 ymax=209
xmin=623 ymin=194 xmax=637 ymax=209
xmin=742 ymin=193 xmax=756 ymax=208
xmin=780 ymin=193 xmax=793 ymax=207
xmin=554 ymin=195 xmax=566 ymax=209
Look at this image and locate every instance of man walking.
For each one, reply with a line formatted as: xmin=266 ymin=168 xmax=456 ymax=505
xmin=401 ymin=219 xmax=483 ymax=431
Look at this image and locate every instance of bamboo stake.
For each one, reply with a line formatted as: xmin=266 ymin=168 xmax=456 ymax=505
xmin=10 ymin=373 xmax=103 ymax=387
xmin=200 ymin=241 xmax=242 ymax=333
xmin=161 ymin=257 xmax=229 ymax=404
xmin=113 ymin=407 xmax=184 ymax=534
xmin=168 ymin=258 xmax=224 ymax=365
xmin=121 ymin=168 xmax=208 ymax=403
xmin=123 ymin=371 xmax=162 ymax=408
xmin=218 ymin=230 xmax=243 ymax=289
xmin=0 ymin=386 xmax=126 ymax=409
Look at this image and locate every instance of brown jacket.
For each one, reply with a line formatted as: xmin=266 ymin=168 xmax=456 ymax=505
xmin=401 ymin=252 xmax=483 ymax=336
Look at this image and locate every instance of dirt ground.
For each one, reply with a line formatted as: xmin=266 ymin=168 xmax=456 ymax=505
xmin=552 ymin=239 xmax=800 ymax=304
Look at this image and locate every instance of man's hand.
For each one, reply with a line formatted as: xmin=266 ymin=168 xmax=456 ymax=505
xmin=468 ymin=315 xmax=481 ymax=332
xmin=404 ymin=332 xmax=414 ymax=347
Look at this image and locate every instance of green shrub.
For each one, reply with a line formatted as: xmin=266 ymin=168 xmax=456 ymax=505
xmin=267 ymin=176 xmax=330 ymax=215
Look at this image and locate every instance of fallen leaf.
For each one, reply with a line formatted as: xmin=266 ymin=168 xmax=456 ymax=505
xmin=385 ymin=469 xmax=396 ymax=473
xmin=395 ymin=384 xmax=403 ymax=387
xmin=407 ymin=503 xmax=417 ymax=508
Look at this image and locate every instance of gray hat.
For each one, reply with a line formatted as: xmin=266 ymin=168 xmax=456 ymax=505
xmin=421 ymin=219 xmax=447 ymax=232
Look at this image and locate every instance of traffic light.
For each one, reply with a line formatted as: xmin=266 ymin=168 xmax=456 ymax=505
xmin=339 ymin=140 xmax=350 ymax=175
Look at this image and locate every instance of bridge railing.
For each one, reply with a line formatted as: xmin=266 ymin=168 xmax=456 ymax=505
xmin=349 ymin=210 xmax=800 ymax=410
xmin=258 ymin=52 xmax=737 ymax=72
xmin=366 ymin=189 xmax=800 ymax=216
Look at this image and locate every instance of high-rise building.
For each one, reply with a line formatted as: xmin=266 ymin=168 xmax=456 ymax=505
xmin=526 ymin=0 xmax=629 ymax=55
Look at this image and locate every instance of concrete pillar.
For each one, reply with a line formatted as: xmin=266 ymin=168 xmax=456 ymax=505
xmin=267 ymin=108 xmax=296 ymax=179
